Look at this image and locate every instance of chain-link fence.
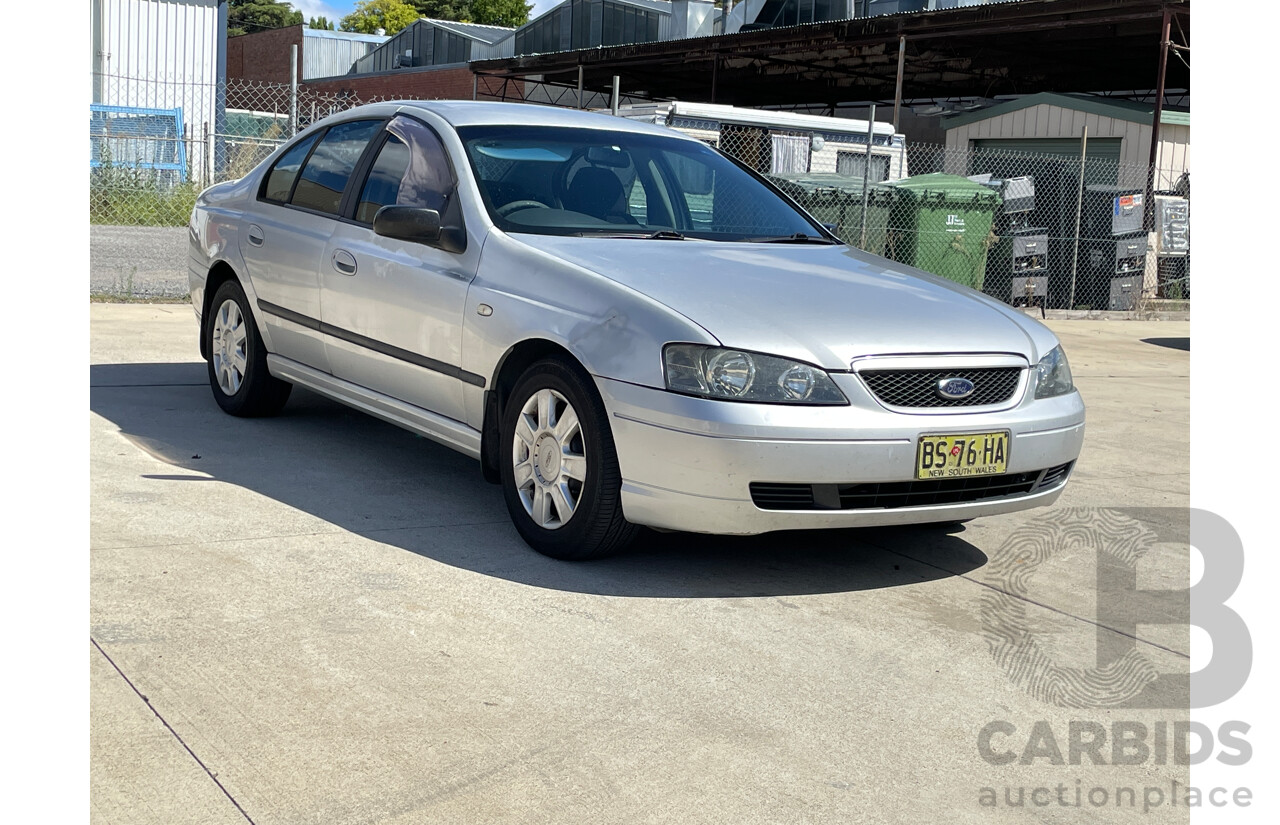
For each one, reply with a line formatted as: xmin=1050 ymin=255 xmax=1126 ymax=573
xmin=711 ymin=124 xmax=1190 ymax=314
xmin=90 ymin=71 xmax=1189 ymax=313
xmin=91 ymin=72 xmax=393 ymax=227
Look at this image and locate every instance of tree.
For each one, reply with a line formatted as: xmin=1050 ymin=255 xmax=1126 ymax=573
xmin=407 ymin=0 xmax=473 ymax=23
xmin=308 ymin=16 xmax=336 ymax=30
xmin=340 ymin=0 xmax=421 ymax=34
xmin=227 ymin=1 xmax=303 ymax=38
xmin=469 ymin=0 xmax=530 ymax=27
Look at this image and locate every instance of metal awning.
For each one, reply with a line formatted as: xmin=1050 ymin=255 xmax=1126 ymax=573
xmin=471 ymin=0 xmax=1190 ymax=110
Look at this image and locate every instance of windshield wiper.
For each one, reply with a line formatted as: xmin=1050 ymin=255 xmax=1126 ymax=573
xmin=741 ymin=233 xmax=839 ymax=244
xmin=570 ymin=229 xmax=687 ymax=240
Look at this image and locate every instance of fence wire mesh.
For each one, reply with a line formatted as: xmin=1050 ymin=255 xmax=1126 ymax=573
xmin=91 ymin=73 xmax=394 ymax=228
xmin=90 ymin=72 xmax=1190 ymax=312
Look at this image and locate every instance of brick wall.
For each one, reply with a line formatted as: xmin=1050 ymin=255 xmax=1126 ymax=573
xmin=302 ymin=66 xmax=525 ymax=103
xmin=227 ymin=25 xmax=305 ymax=86
xmin=229 ymin=30 xmax=524 ymax=109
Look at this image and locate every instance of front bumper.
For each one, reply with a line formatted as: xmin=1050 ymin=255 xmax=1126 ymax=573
xmin=597 ymin=373 xmax=1085 ymax=535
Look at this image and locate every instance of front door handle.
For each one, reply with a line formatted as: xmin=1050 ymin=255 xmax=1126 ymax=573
xmin=246 ymin=224 xmax=265 ymax=247
xmin=332 ymin=249 xmax=357 ymax=276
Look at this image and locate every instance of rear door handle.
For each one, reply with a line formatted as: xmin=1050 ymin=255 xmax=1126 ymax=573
xmin=332 ymin=249 xmax=357 ymax=276
xmin=246 ymin=225 xmax=265 ymax=247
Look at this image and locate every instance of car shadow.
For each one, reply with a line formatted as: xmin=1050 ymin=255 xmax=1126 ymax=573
xmin=1141 ymin=336 xmax=1190 ymax=352
xmin=91 ymin=362 xmax=988 ymax=598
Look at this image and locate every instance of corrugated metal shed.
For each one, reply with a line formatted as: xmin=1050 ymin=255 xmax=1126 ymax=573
xmin=303 ymin=28 xmax=388 ymax=80
xmin=91 ymin=0 xmax=226 ymax=135
xmin=942 ymin=93 xmax=1190 ymax=188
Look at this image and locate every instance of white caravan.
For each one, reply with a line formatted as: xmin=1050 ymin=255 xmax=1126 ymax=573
xmin=612 ymin=100 xmax=909 ymax=183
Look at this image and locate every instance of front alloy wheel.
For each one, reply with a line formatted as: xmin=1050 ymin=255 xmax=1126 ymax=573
xmin=500 ymin=359 xmax=638 ymax=560
xmin=512 ymin=388 xmax=587 ymax=530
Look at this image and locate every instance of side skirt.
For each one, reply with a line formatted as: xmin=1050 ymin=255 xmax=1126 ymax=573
xmin=267 ymin=354 xmax=483 ymax=461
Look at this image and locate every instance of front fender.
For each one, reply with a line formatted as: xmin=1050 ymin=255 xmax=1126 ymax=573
xmin=462 ymin=231 xmax=719 ymax=392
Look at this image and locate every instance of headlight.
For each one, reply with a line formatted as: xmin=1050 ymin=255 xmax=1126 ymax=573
xmin=663 ymin=344 xmax=847 ymax=405
xmin=1034 ymin=345 xmax=1074 ymax=399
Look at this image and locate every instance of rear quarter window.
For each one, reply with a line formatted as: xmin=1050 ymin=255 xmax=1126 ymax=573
xmin=262 ymin=133 xmax=319 ymax=203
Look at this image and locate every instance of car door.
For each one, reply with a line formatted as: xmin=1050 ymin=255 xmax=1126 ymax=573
xmin=240 ymin=119 xmax=383 ymax=372
xmin=319 ymin=114 xmax=480 ymax=424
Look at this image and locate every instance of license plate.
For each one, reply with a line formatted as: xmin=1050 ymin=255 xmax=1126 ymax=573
xmin=916 ymin=431 xmax=1010 ymax=480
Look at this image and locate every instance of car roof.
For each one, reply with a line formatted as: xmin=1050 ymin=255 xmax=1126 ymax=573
xmin=356 ymin=100 xmax=696 ymax=139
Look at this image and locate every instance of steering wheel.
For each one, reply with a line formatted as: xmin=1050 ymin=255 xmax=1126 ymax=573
xmin=497 ymin=199 xmax=551 ymax=217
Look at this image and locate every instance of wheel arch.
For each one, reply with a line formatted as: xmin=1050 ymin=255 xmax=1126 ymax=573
xmin=199 ymin=261 xmax=242 ymax=360
xmin=480 ymin=338 xmax=586 ymax=484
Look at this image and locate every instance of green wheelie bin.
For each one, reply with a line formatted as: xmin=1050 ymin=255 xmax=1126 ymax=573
xmin=766 ymin=173 xmax=896 ymax=256
xmin=885 ymin=173 xmax=1001 ymax=290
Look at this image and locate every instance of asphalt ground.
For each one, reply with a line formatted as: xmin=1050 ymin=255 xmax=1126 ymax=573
xmin=91 ymin=304 xmax=1192 ymax=824
xmin=90 ymin=226 xmax=190 ymax=299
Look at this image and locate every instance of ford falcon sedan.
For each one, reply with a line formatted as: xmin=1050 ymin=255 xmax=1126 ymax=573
xmin=188 ymin=101 xmax=1084 ymax=559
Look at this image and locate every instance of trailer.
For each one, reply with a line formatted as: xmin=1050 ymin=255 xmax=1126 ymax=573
xmin=612 ymin=101 xmax=909 ymax=182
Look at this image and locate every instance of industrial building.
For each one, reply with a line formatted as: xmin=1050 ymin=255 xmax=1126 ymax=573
xmin=352 ymin=19 xmax=512 ymax=73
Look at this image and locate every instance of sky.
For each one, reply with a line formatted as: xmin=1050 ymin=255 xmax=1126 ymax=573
xmin=292 ymin=0 xmax=555 ymax=27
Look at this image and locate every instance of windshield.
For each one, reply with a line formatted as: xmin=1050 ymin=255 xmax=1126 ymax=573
xmin=456 ymin=125 xmax=827 ymax=241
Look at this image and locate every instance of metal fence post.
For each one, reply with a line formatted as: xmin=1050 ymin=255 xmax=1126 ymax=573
xmin=203 ymin=121 xmax=211 ymax=185
xmin=860 ymin=103 xmax=876 ymax=249
xmin=611 ymin=76 xmax=620 ymax=116
xmin=182 ymin=122 xmax=191 ymax=183
xmin=577 ymin=66 xmax=584 ymax=110
xmin=1068 ymin=125 xmax=1088 ymax=310
xmin=892 ymin=37 xmax=906 ymax=131
xmin=290 ymin=45 xmax=299 ymax=137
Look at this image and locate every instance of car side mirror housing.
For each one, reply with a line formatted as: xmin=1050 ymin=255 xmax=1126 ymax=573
xmin=373 ymin=205 xmax=467 ymax=255
xmin=373 ymin=205 xmax=442 ymax=245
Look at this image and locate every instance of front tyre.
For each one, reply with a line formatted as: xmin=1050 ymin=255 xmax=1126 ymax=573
xmin=500 ymin=359 xmax=638 ymax=560
xmin=206 ymin=280 xmax=291 ymax=417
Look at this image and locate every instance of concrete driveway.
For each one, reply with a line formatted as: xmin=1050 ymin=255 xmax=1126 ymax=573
xmin=91 ymin=304 xmax=1192 ymax=824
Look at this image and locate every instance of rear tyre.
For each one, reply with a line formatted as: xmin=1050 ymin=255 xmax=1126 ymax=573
xmin=206 ymin=279 xmax=291 ymax=417
xmin=500 ymin=359 xmax=639 ymax=560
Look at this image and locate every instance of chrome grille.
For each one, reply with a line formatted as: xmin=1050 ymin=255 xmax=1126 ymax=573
xmin=859 ymin=367 xmax=1022 ymax=408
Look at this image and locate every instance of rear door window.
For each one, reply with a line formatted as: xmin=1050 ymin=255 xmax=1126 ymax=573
xmin=289 ymin=119 xmax=382 ymax=216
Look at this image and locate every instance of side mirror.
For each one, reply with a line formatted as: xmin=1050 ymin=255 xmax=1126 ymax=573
xmin=373 ymin=206 xmax=442 ymax=245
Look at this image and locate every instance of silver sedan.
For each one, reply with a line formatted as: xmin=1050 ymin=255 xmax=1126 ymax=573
xmin=188 ymin=101 xmax=1085 ymax=559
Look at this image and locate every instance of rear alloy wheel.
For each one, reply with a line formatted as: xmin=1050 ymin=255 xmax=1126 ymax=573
xmin=500 ymin=359 xmax=638 ymax=559
xmin=206 ymin=280 xmax=291 ymax=417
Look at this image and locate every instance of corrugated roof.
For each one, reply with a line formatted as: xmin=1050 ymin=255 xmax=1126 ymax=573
xmin=524 ymin=0 xmax=675 ymax=24
xmin=422 ymin=17 xmax=514 ymax=44
xmin=941 ymin=92 xmax=1190 ymax=129
xmin=303 ymin=28 xmax=388 ymax=44
xmin=482 ymin=0 xmax=678 ymax=56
